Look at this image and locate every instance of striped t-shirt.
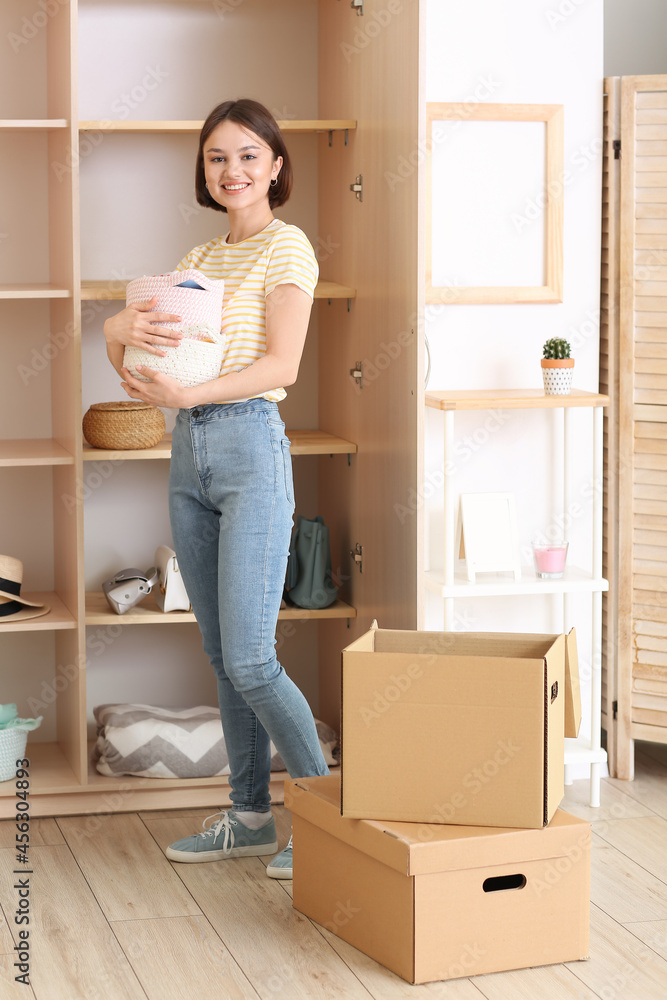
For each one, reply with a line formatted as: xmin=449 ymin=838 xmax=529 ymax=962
xmin=175 ymin=218 xmax=319 ymax=402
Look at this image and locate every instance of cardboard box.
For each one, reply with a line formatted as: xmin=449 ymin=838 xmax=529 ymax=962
xmin=341 ymin=625 xmax=582 ymax=828
xmin=286 ymin=775 xmax=590 ymax=985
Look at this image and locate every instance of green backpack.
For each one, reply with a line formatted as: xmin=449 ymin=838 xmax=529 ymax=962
xmin=284 ymin=515 xmax=339 ymax=610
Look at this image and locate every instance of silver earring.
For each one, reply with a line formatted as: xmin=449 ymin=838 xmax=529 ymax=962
xmin=270 ymin=178 xmax=278 ymax=186
xmin=205 ymin=182 xmax=209 ymax=191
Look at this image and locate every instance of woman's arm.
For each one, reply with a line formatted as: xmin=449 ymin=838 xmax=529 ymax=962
xmin=104 ymin=295 xmax=183 ymax=376
xmin=120 ymin=283 xmax=313 ymax=408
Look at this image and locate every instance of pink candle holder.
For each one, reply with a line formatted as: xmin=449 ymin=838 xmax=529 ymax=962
xmin=532 ymin=542 xmax=569 ymax=579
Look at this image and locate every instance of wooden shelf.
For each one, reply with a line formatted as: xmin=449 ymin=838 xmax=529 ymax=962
xmin=0 ymin=439 xmax=75 ymax=467
xmin=83 ymin=430 xmax=357 ymax=461
xmin=0 ymin=119 xmax=68 ymax=130
xmin=86 ymin=590 xmax=356 ymax=625
xmin=288 ymin=430 xmax=357 ymax=455
xmin=0 ymin=592 xmax=76 ymax=632
xmin=83 ymin=436 xmax=173 ymax=461
xmin=0 ymin=742 xmax=80 ymax=798
xmin=424 ymin=566 xmax=609 ymax=599
xmin=78 ymin=119 xmax=356 ymax=134
xmin=0 ymin=284 xmax=71 ymax=299
xmin=81 ymin=279 xmax=356 ymax=301
xmin=316 ymin=280 xmax=357 ymax=300
xmin=425 ymin=388 xmax=610 ymax=411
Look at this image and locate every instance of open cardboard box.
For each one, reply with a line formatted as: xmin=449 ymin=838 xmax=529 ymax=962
xmin=341 ymin=624 xmax=582 ymax=829
xmin=286 ymin=774 xmax=590 ymax=984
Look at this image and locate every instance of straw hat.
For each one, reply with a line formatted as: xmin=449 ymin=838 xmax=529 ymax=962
xmin=0 ymin=556 xmax=50 ymax=623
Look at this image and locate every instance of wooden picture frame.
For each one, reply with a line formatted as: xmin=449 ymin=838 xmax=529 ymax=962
xmin=426 ymin=102 xmax=564 ymax=304
xmin=456 ymin=492 xmax=521 ymax=583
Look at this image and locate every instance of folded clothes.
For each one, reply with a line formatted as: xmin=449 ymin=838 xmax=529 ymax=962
xmin=0 ymin=703 xmax=42 ymax=731
xmin=92 ymin=703 xmax=340 ymax=779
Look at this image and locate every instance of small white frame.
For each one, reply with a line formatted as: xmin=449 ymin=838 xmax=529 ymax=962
xmin=456 ymin=492 xmax=521 ymax=583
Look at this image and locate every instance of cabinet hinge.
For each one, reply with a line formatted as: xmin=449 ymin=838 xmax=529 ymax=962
xmin=350 ymin=543 xmax=364 ymax=572
xmin=350 ymin=0 xmax=364 ymax=13
xmin=350 ymin=174 xmax=363 ymax=202
xmin=349 ymin=361 xmax=363 ymax=388
xmin=613 ymin=139 xmax=621 ymax=159
xmin=612 ymin=699 xmax=618 ymax=720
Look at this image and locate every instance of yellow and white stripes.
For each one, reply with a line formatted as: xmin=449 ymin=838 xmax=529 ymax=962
xmin=176 ymin=219 xmax=318 ymax=402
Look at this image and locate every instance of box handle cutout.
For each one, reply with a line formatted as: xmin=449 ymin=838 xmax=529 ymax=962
xmin=551 ymin=680 xmax=559 ymax=703
xmin=482 ymin=873 xmax=526 ymax=893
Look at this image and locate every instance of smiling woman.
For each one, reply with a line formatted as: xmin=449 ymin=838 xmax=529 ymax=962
xmin=101 ymin=99 xmax=329 ymax=882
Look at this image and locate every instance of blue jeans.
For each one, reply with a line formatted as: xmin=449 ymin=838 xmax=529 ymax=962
xmin=168 ymin=397 xmax=329 ymax=812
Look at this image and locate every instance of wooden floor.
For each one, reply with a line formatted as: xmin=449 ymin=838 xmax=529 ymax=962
xmin=1 ymin=743 xmax=666 ymax=999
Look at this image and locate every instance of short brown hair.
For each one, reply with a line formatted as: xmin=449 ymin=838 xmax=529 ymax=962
xmin=195 ymin=99 xmax=292 ymax=213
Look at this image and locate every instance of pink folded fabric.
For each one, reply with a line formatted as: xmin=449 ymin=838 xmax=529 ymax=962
xmin=125 ymin=269 xmax=225 ymax=343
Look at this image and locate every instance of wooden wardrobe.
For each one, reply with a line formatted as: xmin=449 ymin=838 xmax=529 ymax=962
xmin=0 ymin=0 xmax=421 ymax=817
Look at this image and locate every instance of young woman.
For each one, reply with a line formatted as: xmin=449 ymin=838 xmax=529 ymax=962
xmin=103 ymin=98 xmax=329 ymax=878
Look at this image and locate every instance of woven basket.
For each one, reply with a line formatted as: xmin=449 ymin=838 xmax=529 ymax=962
xmin=123 ymin=337 xmax=224 ymax=388
xmin=0 ymin=728 xmax=28 ymax=783
xmin=83 ymin=401 xmax=166 ymax=450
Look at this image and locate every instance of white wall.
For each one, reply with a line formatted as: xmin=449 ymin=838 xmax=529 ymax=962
xmin=423 ymin=0 xmax=604 ymax=769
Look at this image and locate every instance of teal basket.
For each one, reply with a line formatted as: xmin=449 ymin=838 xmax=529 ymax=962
xmin=0 ymin=728 xmax=29 ymax=783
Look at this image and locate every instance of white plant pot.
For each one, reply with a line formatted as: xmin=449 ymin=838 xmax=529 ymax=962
xmin=541 ymin=360 xmax=574 ymax=396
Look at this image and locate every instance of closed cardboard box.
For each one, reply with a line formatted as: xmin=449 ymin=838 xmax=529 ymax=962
xmin=286 ymin=774 xmax=590 ymax=985
xmin=341 ymin=625 xmax=581 ymax=829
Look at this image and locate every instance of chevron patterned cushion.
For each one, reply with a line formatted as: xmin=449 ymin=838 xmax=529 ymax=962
xmin=92 ymin=703 xmax=340 ymax=779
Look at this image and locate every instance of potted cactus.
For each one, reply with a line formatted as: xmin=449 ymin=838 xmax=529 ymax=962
xmin=541 ymin=337 xmax=574 ymax=395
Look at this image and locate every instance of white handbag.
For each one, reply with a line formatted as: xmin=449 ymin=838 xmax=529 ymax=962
xmin=154 ymin=545 xmax=191 ymax=612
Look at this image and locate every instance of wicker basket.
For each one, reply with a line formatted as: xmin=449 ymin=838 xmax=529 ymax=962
xmin=123 ymin=336 xmax=224 ymax=388
xmin=0 ymin=728 xmax=28 ymax=783
xmin=83 ymin=401 xmax=166 ymax=450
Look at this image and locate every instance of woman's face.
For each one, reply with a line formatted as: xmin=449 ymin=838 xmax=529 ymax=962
xmin=203 ymin=119 xmax=281 ymax=213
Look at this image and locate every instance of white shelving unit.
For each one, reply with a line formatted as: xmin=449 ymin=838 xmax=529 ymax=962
xmin=425 ymin=388 xmax=610 ymax=807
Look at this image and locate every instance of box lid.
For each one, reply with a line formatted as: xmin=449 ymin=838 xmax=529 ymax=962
xmin=286 ymin=775 xmax=590 ymax=878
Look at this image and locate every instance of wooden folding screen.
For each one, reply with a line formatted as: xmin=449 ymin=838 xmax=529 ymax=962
xmin=603 ymin=75 xmax=667 ymax=778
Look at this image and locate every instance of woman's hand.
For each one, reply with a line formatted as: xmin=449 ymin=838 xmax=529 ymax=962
xmin=104 ymin=295 xmax=183 ymax=357
xmin=120 ymin=366 xmax=194 ymax=410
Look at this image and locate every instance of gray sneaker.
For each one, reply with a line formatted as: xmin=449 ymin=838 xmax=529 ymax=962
xmin=266 ymin=834 xmax=293 ymax=879
xmin=165 ymin=810 xmax=278 ymax=863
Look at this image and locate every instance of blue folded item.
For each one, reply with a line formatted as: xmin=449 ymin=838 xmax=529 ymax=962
xmin=0 ymin=703 xmax=42 ymax=731
xmin=175 ymin=279 xmax=205 ymax=289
